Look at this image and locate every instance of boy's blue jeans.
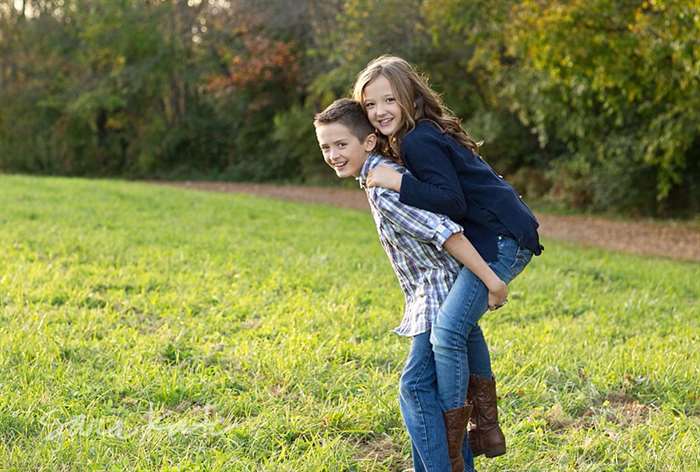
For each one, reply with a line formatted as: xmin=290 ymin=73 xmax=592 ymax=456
xmin=400 ymin=331 xmax=475 ymax=472
xmin=431 ymin=236 xmax=533 ymax=410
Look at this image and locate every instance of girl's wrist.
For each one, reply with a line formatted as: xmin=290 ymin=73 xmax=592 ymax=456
xmin=486 ymin=275 xmax=505 ymax=291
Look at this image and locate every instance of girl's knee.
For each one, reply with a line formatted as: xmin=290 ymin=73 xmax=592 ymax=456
xmin=430 ymin=323 xmax=466 ymax=351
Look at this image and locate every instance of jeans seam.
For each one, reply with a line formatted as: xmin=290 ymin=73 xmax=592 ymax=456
xmin=456 ymin=276 xmax=480 ymax=333
xmin=410 ymin=346 xmax=433 ymax=471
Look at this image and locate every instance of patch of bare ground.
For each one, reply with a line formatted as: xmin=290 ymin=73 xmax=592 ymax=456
xmin=544 ymin=392 xmax=654 ymax=432
xmin=152 ymin=181 xmax=700 ymax=263
xmin=353 ymin=434 xmax=411 ymax=472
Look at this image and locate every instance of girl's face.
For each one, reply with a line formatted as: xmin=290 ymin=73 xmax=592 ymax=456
xmin=362 ymin=75 xmax=403 ymax=137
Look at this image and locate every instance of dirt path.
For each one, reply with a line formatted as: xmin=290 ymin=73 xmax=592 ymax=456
xmin=155 ymin=181 xmax=700 ymax=263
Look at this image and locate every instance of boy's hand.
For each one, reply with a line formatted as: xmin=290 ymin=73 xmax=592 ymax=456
xmin=487 ymin=278 xmax=508 ymax=311
xmin=366 ymin=165 xmax=402 ymax=192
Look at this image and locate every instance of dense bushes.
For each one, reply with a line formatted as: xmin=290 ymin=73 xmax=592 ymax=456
xmin=1 ymin=0 xmax=698 ymax=216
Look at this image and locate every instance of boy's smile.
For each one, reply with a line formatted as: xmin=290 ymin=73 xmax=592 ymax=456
xmin=316 ymin=122 xmax=376 ymax=178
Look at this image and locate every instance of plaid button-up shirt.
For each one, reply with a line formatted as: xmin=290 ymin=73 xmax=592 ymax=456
xmin=359 ymin=153 xmax=463 ymax=337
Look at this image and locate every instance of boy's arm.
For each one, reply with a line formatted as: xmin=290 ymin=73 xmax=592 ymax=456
xmin=370 ymin=187 xmax=507 ymax=309
xmin=369 ymin=186 xmax=461 ymax=249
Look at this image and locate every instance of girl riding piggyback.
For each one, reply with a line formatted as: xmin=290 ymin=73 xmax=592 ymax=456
xmin=353 ymin=55 xmax=543 ymax=466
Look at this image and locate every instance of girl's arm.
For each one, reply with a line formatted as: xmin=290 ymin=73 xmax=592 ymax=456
xmin=369 ymin=182 xmax=507 ymax=310
xmin=443 ymin=232 xmax=508 ymax=310
xmin=367 ymin=131 xmax=468 ymax=220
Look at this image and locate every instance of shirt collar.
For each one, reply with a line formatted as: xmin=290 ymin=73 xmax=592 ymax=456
xmin=357 ymin=153 xmax=383 ymax=189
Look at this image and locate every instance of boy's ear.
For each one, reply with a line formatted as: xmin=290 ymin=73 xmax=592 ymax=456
xmin=364 ymin=133 xmax=377 ymax=152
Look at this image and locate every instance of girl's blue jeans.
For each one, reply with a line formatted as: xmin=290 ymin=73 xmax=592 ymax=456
xmin=399 ymin=236 xmax=532 ymax=470
xmin=431 ymin=235 xmax=533 ymax=410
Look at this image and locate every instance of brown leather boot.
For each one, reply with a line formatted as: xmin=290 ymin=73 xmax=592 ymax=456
xmin=443 ymin=404 xmax=471 ymax=472
xmin=467 ymin=375 xmax=506 ymax=458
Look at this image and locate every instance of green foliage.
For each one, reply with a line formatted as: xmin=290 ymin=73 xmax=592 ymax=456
xmin=271 ymin=104 xmax=327 ymax=183
xmin=1 ymin=175 xmax=699 ymax=469
xmin=1 ymin=0 xmax=699 ymax=215
xmin=470 ymin=0 xmax=700 ymax=214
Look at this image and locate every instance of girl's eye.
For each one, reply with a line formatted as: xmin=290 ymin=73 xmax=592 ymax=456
xmin=365 ymin=103 xmax=374 ymax=109
xmin=386 ymin=97 xmax=395 ymax=103
xmin=338 ymin=143 xmax=346 ymax=149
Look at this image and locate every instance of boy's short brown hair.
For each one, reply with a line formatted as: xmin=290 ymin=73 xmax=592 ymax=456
xmin=313 ymin=98 xmax=374 ymax=142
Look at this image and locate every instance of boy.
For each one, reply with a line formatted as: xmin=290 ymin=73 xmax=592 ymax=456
xmin=314 ymin=98 xmax=507 ymax=472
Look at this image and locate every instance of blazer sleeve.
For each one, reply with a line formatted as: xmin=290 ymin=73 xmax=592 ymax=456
xmin=399 ymin=130 xmax=468 ymax=220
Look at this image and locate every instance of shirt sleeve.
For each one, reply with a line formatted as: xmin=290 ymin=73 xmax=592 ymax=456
xmin=369 ymin=186 xmax=463 ymax=250
xmin=399 ymin=128 xmax=468 ymax=220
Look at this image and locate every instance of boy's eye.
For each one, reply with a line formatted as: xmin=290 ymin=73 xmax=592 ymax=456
xmin=338 ymin=143 xmax=346 ymax=148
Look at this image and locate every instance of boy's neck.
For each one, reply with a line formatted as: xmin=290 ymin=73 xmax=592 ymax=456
xmin=353 ymin=151 xmax=372 ymax=178
xmin=356 ymin=152 xmax=382 ymax=188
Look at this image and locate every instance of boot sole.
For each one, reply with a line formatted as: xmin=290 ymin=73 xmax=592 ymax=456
xmin=484 ymin=445 xmax=506 ymax=458
xmin=471 ymin=445 xmax=506 ymax=458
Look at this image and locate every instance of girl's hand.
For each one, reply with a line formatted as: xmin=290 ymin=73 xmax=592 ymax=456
xmin=366 ymin=165 xmax=402 ymax=192
xmin=487 ymin=279 xmax=508 ymax=311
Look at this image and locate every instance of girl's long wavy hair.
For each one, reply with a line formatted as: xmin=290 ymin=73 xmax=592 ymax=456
xmin=352 ymin=55 xmax=480 ymax=162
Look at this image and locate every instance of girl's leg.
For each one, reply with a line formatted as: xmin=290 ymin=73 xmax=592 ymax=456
xmin=432 ymin=236 xmax=533 ymax=462
xmin=399 ymin=332 xmax=450 ymax=471
xmin=467 ymin=236 xmax=534 ymax=457
xmin=430 ymin=268 xmax=487 ymax=470
xmin=430 ymin=266 xmax=490 ymax=411
xmin=466 ymin=323 xmax=493 ymax=378
xmin=434 ymin=236 xmax=534 ymax=410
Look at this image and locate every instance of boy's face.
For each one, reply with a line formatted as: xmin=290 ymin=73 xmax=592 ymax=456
xmin=315 ymin=122 xmax=376 ymax=178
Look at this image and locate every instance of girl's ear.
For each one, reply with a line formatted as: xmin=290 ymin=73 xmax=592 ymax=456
xmin=364 ymin=133 xmax=378 ymax=152
xmin=414 ymin=95 xmax=424 ymax=118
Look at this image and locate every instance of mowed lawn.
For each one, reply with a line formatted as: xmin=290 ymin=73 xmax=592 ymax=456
xmin=1 ymin=175 xmax=698 ymax=472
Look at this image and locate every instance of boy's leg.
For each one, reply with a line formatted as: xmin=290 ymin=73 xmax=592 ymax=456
xmin=399 ymin=332 xmax=450 ymax=472
xmin=410 ymin=443 xmax=426 ymax=472
xmin=461 ymin=437 xmax=476 ymax=472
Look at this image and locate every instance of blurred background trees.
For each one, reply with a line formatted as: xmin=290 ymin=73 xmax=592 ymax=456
xmin=1 ymin=0 xmax=698 ymax=216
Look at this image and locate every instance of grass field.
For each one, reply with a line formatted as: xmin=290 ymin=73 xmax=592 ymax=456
xmin=1 ymin=174 xmax=699 ymax=471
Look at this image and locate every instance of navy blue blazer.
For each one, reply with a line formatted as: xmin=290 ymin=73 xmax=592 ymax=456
xmin=398 ymin=120 xmax=543 ymax=262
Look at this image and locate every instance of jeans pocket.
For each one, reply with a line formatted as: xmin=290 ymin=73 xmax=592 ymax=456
xmin=509 ymin=248 xmax=533 ymax=280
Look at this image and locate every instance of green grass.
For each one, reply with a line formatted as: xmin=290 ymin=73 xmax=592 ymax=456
xmin=1 ymin=174 xmax=699 ymax=471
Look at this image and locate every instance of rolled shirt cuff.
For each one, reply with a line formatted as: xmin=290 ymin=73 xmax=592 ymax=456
xmin=433 ymin=220 xmax=463 ymax=250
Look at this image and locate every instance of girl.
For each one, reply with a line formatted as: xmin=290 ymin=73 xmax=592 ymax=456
xmin=353 ymin=56 xmax=543 ymax=468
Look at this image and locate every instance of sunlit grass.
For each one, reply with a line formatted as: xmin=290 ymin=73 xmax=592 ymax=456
xmin=1 ymin=174 xmax=698 ymax=471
